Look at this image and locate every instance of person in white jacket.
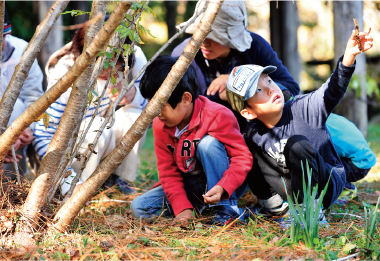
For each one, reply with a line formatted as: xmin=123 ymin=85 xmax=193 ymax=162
xmin=32 ymin=25 xmax=148 ymax=196
xmin=1 ymin=9 xmax=44 ymax=177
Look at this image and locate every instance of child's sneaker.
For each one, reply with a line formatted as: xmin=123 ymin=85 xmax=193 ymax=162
xmin=257 ymin=194 xmax=289 ymax=217
xmin=116 ymin=177 xmax=137 ymax=195
xmin=338 ymin=184 xmax=358 ymax=201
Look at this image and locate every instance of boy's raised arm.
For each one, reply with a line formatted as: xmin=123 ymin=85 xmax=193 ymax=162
xmin=293 ymin=28 xmax=373 ymax=128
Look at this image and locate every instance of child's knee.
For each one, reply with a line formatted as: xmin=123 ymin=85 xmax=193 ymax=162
xmin=284 ymin=135 xmax=314 ymax=159
xmin=196 ymin=135 xmax=225 ymax=158
xmin=130 ymin=195 xmax=145 ymax=218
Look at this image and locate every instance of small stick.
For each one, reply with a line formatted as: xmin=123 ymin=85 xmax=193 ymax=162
xmin=11 ymin=145 xmax=21 ymax=185
xmin=353 ymin=18 xmax=363 ymax=52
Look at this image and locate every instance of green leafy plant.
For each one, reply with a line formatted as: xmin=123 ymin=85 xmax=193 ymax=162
xmin=364 ymin=197 xmax=380 ymax=253
xmin=282 ymin=160 xmax=330 ymax=249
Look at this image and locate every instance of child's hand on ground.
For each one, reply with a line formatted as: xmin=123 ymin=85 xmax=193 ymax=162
xmin=203 ymin=185 xmax=224 ymax=205
xmin=174 ymin=209 xmax=194 ymax=227
xmin=343 ymin=27 xmax=373 ymax=66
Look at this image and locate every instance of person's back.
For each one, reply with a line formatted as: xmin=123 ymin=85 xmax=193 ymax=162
xmin=1 ymin=8 xmax=43 ymax=176
xmin=1 ymin=34 xmax=44 ymax=108
xmin=130 ymin=56 xmax=253 ymax=225
xmin=225 ymin=28 xmax=373 ymax=225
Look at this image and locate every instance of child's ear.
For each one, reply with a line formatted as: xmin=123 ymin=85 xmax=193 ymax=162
xmin=240 ymin=108 xmax=257 ymax=120
xmin=182 ymin=92 xmax=192 ymax=106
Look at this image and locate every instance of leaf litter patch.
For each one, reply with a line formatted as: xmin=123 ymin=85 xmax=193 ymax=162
xmin=0 ymin=160 xmax=379 ymax=259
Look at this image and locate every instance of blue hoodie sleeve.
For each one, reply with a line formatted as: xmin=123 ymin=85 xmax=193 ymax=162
xmin=326 ymin=113 xmax=377 ymax=169
xmin=172 ymin=38 xmax=207 ymax=95
xmin=292 ymin=56 xmax=356 ymax=128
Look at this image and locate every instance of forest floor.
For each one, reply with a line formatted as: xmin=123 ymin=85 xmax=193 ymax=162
xmin=0 ymin=125 xmax=380 ymax=260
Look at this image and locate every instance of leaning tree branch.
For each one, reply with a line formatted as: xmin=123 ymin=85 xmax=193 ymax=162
xmin=33 ymin=0 xmax=110 ymax=209
xmin=48 ymin=3 xmax=145 ymax=199
xmin=19 ymin=1 xmax=132 ymax=233
xmin=50 ymin=0 xmax=223 ymax=233
xmin=0 ymin=1 xmax=132 ymax=161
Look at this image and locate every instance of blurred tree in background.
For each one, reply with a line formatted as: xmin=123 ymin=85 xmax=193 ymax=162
xmin=5 ymin=1 xmax=36 ymax=41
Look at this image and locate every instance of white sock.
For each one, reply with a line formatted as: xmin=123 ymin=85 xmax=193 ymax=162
xmin=230 ymin=205 xmax=240 ymax=214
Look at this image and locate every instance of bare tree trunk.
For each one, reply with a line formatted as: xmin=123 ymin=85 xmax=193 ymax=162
xmin=0 ymin=1 xmax=132 ymax=162
xmin=37 ymin=1 xmax=64 ymax=91
xmin=333 ymin=2 xmax=367 ymax=136
xmin=41 ymin=1 xmax=109 ymax=201
xmin=270 ymin=1 xmax=300 ymax=84
xmin=33 ymin=0 xmax=109 ymax=207
xmin=50 ymin=0 xmax=224 ymax=233
xmin=19 ymin=1 xmax=132 ymax=233
xmin=165 ymin=1 xmax=177 ymax=38
xmin=0 ymin=1 xmax=69 ymax=138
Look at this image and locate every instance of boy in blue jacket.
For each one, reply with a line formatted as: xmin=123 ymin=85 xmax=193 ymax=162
xmin=225 ymin=28 xmax=374 ymax=223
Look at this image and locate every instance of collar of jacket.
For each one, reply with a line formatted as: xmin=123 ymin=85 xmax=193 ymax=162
xmin=162 ymin=96 xmax=204 ymax=137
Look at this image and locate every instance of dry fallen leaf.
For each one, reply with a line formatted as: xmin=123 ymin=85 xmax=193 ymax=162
xmin=144 ymin=226 xmax=155 ymax=235
xmin=207 ymin=246 xmax=221 ymax=254
xmin=43 ymin=112 xmax=50 ymax=130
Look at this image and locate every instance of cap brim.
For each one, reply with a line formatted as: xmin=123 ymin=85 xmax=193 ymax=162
xmin=262 ymin=66 xmax=277 ymax=75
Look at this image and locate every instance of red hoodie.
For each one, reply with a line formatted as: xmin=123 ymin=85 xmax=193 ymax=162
xmin=153 ymin=96 xmax=253 ymax=216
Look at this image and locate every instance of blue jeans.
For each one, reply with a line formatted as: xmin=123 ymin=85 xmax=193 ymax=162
xmin=131 ymin=135 xmax=248 ymax=218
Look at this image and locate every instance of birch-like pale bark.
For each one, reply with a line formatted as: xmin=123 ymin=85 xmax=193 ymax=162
xmin=30 ymin=0 xmax=109 ymax=206
xmin=51 ymin=0 xmax=224 ymax=233
xmin=63 ymin=5 xmax=206 ymax=200
xmin=19 ymin=1 xmax=132 ymax=232
xmin=47 ymin=6 xmax=142 ymax=202
xmin=0 ymin=1 xmax=69 ymax=137
xmin=0 ymin=1 xmax=132 ymax=162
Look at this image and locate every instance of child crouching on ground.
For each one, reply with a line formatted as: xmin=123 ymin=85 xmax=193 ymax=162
xmin=225 ymin=29 xmax=373 ymax=226
xmin=130 ymin=56 xmax=253 ymax=225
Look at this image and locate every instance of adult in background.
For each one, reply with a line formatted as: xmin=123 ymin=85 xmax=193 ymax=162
xmin=172 ymin=0 xmax=299 ymax=133
xmin=1 ymin=8 xmax=44 ymax=177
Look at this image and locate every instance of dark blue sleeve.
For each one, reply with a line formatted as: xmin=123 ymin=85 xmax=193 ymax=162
xmin=247 ymin=33 xmax=300 ymax=96
xmin=292 ymin=56 xmax=355 ymax=128
xmin=172 ymin=38 xmax=207 ymax=95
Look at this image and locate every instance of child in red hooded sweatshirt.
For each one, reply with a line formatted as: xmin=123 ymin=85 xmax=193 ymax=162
xmin=131 ymin=56 xmax=253 ymax=225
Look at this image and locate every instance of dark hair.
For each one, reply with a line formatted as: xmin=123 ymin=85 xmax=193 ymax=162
xmin=66 ymin=15 xmax=135 ymax=69
xmin=140 ymin=55 xmax=200 ymax=109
